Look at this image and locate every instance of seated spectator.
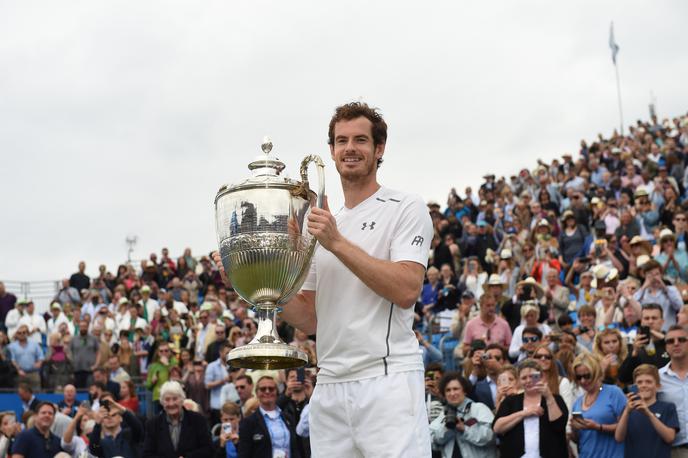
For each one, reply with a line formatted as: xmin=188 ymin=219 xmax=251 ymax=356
xmin=615 ymin=364 xmax=678 ymax=458
xmin=107 ymin=355 xmax=130 ymax=385
xmin=11 ymin=402 xmax=65 ymax=458
xmin=493 ymin=359 xmax=568 ymax=458
xmin=618 ymin=304 xmax=669 ymax=385
xmin=0 ymin=411 xmax=20 ymax=458
xmin=570 ymin=353 xmax=626 ymax=458
xmin=234 ymin=374 xmax=256 ymax=417
xmin=143 ymin=381 xmax=213 ymax=458
xmin=543 ymin=269 xmax=570 ymax=322
xmin=58 ymin=384 xmax=78 ymax=417
xmin=238 ymin=376 xmax=302 ymax=458
xmin=508 ymin=303 xmax=551 ymax=361
xmin=429 ymin=372 xmax=497 ymax=457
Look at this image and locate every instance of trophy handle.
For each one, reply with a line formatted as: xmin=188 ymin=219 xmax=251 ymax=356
xmin=299 ymin=155 xmax=325 ymax=208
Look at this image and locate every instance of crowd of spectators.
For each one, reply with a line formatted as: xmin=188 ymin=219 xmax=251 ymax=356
xmin=0 ymin=111 xmax=688 ymax=457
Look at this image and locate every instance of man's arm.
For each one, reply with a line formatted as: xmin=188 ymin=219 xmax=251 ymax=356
xmin=307 ymin=199 xmax=428 ymax=310
xmin=279 ymin=291 xmax=317 ymax=335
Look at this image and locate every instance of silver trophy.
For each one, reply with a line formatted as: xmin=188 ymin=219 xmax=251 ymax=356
xmin=215 ymin=138 xmax=324 ymax=369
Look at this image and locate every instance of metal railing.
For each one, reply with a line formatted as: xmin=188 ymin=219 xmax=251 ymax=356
xmin=2 ymin=280 xmax=61 ymax=314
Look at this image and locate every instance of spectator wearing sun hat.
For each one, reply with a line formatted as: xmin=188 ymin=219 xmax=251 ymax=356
xmin=654 ymin=228 xmax=688 ymax=284
xmin=46 ymin=302 xmax=70 ymax=336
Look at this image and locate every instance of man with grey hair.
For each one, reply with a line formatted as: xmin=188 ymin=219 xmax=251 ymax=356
xmin=143 ymin=381 xmax=212 ymax=457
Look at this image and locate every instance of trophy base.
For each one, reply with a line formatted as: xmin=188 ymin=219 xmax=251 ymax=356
xmin=226 ymin=343 xmax=308 ymax=370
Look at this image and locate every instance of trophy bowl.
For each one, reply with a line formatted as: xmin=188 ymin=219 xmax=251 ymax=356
xmin=215 ymin=138 xmax=324 ymax=369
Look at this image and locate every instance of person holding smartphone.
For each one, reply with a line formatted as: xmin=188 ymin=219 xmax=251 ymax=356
xmin=618 ymin=304 xmax=669 ymax=385
xmin=493 ymin=359 xmax=568 ymax=458
xmin=614 ymin=364 xmax=678 ymax=458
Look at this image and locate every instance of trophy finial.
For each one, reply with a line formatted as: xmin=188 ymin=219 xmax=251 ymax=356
xmin=261 ymin=137 xmax=273 ymax=155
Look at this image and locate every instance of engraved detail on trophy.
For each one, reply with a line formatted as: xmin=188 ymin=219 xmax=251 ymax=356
xmin=215 ymin=139 xmax=325 ymax=369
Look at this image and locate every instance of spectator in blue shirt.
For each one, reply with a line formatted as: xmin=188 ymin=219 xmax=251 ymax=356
xmin=11 ymin=402 xmax=64 ymax=458
xmin=205 ymin=340 xmax=230 ymax=426
xmin=658 ymin=325 xmax=688 ymax=455
xmin=8 ymin=324 xmax=44 ymax=391
xmin=615 ymin=363 xmax=678 ymax=458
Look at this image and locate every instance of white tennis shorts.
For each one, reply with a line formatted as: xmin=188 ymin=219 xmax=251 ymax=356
xmin=309 ymin=371 xmax=431 ymax=458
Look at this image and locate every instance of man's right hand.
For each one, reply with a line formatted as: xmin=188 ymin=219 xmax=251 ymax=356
xmin=211 ymin=251 xmax=229 ymax=285
xmin=632 ymin=333 xmax=649 ymax=356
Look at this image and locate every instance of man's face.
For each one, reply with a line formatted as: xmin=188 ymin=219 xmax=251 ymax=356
xmin=64 ymin=385 xmax=76 ymax=402
xmin=18 ymin=388 xmax=30 ymax=402
xmin=484 ymin=348 xmax=504 ymax=372
xmin=674 ymin=214 xmax=686 ymax=231
xmin=522 ymin=332 xmax=540 ymax=352
xmin=235 ymin=379 xmax=252 ymax=402
xmin=79 ymin=261 xmax=86 ymax=272
xmin=480 ymin=296 xmax=496 ymax=318
xmin=15 ymin=326 xmax=28 ymax=342
xmin=79 ymin=321 xmax=89 ymax=335
xmin=93 ymin=371 xmax=105 ymax=384
xmin=641 ymin=309 xmax=664 ymax=332
xmin=666 ymin=329 xmax=688 ymax=360
xmin=330 ymin=117 xmax=383 ymax=182
xmin=108 ymin=357 xmax=119 ymax=371
xmin=162 ymin=393 xmax=183 ymax=417
xmin=102 ymin=407 xmax=122 ymax=430
xmin=256 ymin=379 xmax=278 ymax=408
xmin=426 ymin=269 xmax=439 ymax=284
xmin=35 ymin=405 xmax=54 ymax=430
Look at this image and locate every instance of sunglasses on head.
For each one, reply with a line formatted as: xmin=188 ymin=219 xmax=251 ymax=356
xmin=666 ymin=337 xmax=688 ymax=345
xmin=575 ymin=373 xmax=592 ymax=381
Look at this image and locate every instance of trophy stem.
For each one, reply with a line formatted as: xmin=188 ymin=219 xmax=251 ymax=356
xmin=250 ymin=303 xmax=283 ymax=345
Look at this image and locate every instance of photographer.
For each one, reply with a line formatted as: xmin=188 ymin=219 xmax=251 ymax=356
xmin=87 ymin=394 xmax=144 ymax=457
xmin=633 ymin=260 xmax=683 ymax=331
xmin=615 ymin=364 xmax=678 ymax=458
xmin=618 ymin=304 xmax=669 ymax=385
xmin=429 ymin=372 xmax=497 ymax=458
xmin=501 ymin=278 xmax=547 ymax=332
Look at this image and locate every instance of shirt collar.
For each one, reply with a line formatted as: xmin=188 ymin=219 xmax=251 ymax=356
xmin=260 ymin=406 xmax=281 ymax=420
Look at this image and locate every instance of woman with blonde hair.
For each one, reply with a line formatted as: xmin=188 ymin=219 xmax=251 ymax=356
xmin=570 ymin=353 xmax=626 ymax=458
xmin=592 ymin=328 xmax=628 ymax=386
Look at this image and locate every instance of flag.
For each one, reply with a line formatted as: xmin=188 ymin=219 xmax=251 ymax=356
xmin=609 ymin=22 xmax=620 ymax=64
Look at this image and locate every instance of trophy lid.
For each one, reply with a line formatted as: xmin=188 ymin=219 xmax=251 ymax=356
xmin=215 ymin=137 xmax=303 ymax=202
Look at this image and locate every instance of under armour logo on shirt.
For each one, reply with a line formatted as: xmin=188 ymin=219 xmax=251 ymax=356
xmin=361 ymin=221 xmax=376 ymax=230
xmin=411 ymin=235 xmax=424 ymax=246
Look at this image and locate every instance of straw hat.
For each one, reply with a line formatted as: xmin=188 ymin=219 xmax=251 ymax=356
xmin=516 ymin=277 xmax=544 ymax=299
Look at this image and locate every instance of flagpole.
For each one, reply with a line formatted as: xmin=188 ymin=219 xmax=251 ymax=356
xmin=614 ymin=58 xmax=624 ymax=136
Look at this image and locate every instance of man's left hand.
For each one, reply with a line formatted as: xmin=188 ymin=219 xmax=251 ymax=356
xmin=307 ymin=198 xmax=342 ymax=251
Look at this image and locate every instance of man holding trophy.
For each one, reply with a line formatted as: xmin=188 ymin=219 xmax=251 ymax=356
xmin=214 ymin=102 xmax=432 ymax=457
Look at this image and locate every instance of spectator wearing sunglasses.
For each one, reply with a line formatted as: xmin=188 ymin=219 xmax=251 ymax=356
xmin=508 ymin=304 xmax=551 ymax=362
xmin=658 ymin=325 xmax=688 ymax=455
xmin=570 ymin=353 xmax=626 ymax=458
xmin=532 ymin=344 xmax=576 ymax=413
xmin=238 ymin=376 xmax=302 ymax=458
xmin=615 ymin=364 xmax=678 ymax=458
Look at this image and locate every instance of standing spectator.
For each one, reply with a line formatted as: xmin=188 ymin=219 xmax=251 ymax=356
xmin=17 ymin=301 xmax=46 ymax=346
xmin=146 ymin=342 xmax=177 ymax=414
xmin=107 ymin=355 xmax=130 ymax=384
xmin=493 ymin=359 xmax=568 ymax=458
xmin=69 ymin=261 xmax=91 ymax=292
xmin=206 ymin=341 xmax=231 ymax=426
xmin=618 ymin=303 xmax=669 ymax=385
xmin=194 ymin=307 xmax=217 ymax=361
xmin=45 ymin=332 xmax=73 ymax=390
xmin=658 ymin=325 xmax=688 ymax=455
xmin=139 ymin=285 xmax=159 ymax=323
xmin=615 ymin=364 xmax=678 ymax=458
xmin=142 ymin=381 xmax=213 ymax=458
xmin=570 ymin=353 xmax=626 ymax=458
xmin=533 ymin=344 xmax=576 ymax=412
xmin=69 ymin=319 xmax=100 ymax=388
xmin=205 ymin=323 xmax=227 ymax=363
xmin=278 ymin=368 xmax=310 ymax=452
xmin=0 ymin=282 xmax=17 ymax=334
xmin=87 ymin=393 xmax=144 ymax=458
xmin=468 ymin=344 xmax=508 ymax=410
xmin=55 ymin=279 xmax=81 ymax=306
xmin=593 ymin=328 xmax=628 ymax=386
xmin=46 ymin=303 xmax=69 ymax=336
xmin=235 ymin=374 xmax=256 ymax=416
xmin=58 ymin=384 xmax=78 ymax=417
xmin=93 ymin=368 xmax=120 ymax=400
xmin=634 ymin=260 xmax=682 ymax=331
xmin=185 ymin=360 xmax=209 ymax=415
xmin=8 ymin=325 xmax=44 ymax=390
xmin=237 ymin=376 xmax=302 ymax=458
xmin=11 ymin=402 xmax=64 ymax=458
xmin=429 ymin=372 xmax=497 ymax=457
xmin=5 ymin=299 xmax=25 ymax=340
xmin=462 ymin=294 xmax=512 ymax=354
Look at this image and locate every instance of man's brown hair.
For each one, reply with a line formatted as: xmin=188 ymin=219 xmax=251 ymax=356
xmin=328 ymin=102 xmax=387 ymax=168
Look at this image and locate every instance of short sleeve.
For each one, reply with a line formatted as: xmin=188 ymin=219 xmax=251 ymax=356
xmin=11 ymin=431 xmax=30 ymax=456
xmin=301 ymin=252 xmax=317 ymax=292
xmin=390 ymin=195 xmax=433 ymax=266
xmin=608 ymin=385 xmax=627 ymax=417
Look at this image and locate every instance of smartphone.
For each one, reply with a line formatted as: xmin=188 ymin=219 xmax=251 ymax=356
xmin=79 ymin=400 xmax=91 ymax=409
xmin=101 ymin=399 xmax=110 ymax=409
xmin=222 ymin=422 xmax=232 ymax=435
xmin=296 ymin=367 xmax=306 ymax=383
xmin=640 ymin=326 xmax=651 ymax=338
xmin=531 ymin=372 xmax=541 ymax=383
xmin=629 ymin=385 xmax=639 ymax=395
xmin=571 ymin=411 xmax=583 ymax=420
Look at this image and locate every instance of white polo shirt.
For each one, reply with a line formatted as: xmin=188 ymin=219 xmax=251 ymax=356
xmin=302 ymin=186 xmax=433 ymax=384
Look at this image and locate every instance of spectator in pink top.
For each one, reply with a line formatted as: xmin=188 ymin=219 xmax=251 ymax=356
xmin=461 ymin=293 xmax=512 ymax=355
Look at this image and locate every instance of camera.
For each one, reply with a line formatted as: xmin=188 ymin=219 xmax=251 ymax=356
xmin=579 ymin=327 xmax=589 ymax=334
xmin=443 ymin=405 xmax=458 ymax=430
